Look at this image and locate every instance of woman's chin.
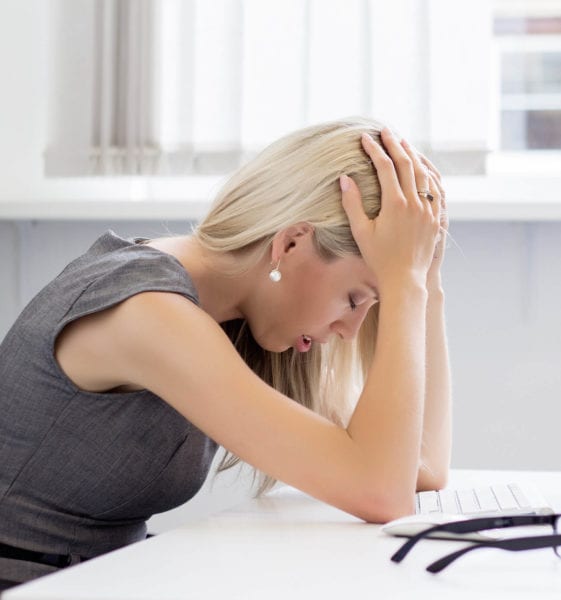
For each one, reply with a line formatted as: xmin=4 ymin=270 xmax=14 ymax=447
xmin=264 ymin=343 xmax=292 ymax=353
xmin=255 ymin=336 xmax=291 ymax=354
xmin=248 ymin=326 xmax=293 ymax=353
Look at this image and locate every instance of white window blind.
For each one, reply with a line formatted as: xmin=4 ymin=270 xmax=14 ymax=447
xmin=92 ymin=0 xmax=159 ymax=174
xmin=46 ymin=0 xmax=436 ymax=175
xmin=45 ymin=0 xmax=501 ymax=177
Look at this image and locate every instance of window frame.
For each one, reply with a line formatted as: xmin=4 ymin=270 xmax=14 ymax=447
xmin=488 ymin=1 xmax=561 ymax=174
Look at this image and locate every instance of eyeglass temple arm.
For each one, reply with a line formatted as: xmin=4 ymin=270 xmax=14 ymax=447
xmin=391 ymin=514 xmax=552 ymax=563
xmin=426 ymin=534 xmax=561 ymax=574
xmin=391 ymin=526 xmax=444 ymax=563
xmin=391 ymin=518 xmax=508 ymax=563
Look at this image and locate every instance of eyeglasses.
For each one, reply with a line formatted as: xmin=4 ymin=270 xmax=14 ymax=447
xmin=391 ymin=513 xmax=561 ymax=573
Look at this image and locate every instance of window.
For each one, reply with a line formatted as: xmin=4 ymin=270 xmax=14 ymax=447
xmin=45 ymin=0 xmax=561 ymax=179
xmin=489 ymin=1 xmax=561 ymax=174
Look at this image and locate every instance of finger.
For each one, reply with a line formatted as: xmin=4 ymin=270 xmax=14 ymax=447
xmin=427 ymin=171 xmax=441 ymax=204
xmin=428 ymin=171 xmax=448 ymax=230
xmin=361 ymin=133 xmax=403 ymax=211
xmin=402 ymin=139 xmax=447 ymax=219
xmin=431 ymin=173 xmax=446 ymax=204
xmin=378 ymin=127 xmax=418 ymax=202
xmin=417 ymin=151 xmax=442 ymax=182
xmin=427 ymin=171 xmax=441 ymax=223
xmin=427 ymin=173 xmax=447 ymax=261
xmin=339 ymin=174 xmax=371 ymax=236
xmin=400 ymin=137 xmax=431 ymax=208
xmin=425 ymin=162 xmax=446 ymax=200
xmin=429 ymin=172 xmax=446 ymax=259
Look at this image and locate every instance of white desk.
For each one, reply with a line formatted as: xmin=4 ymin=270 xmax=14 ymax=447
xmin=5 ymin=469 xmax=561 ymax=600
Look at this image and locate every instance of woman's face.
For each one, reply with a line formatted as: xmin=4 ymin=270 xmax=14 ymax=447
xmin=244 ymin=232 xmax=379 ymax=353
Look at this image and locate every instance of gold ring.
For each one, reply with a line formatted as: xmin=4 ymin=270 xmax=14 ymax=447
xmin=417 ymin=191 xmax=434 ymax=202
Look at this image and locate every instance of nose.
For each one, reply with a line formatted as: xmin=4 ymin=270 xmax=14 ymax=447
xmin=329 ymin=306 xmax=368 ymax=341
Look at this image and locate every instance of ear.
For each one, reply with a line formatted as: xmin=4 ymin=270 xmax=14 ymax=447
xmin=270 ymin=222 xmax=315 ymax=263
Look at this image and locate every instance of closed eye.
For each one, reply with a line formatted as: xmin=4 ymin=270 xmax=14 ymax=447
xmin=349 ymin=295 xmax=357 ymax=312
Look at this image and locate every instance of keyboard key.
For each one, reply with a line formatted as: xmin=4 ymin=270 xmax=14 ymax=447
xmin=473 ymin=486 xmax=500 ymax=512
xmin=457 ymin=489 xmax=481 ymax=514
xmin=438 ymin=489 xmax=461 ymax=514
xmin=492 ymin=484 xmax=519 ymax=510
xmin=508 ymin=483 xmax=531 ymax=510
xmin=415 ymin=482 xmax=547 ymax=516
xmin=418 ymin=491 xmax=440 ymax=513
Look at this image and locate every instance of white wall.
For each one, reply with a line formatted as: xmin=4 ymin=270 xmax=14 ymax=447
xmin=443 ymin=221 xmax=561 ymax=471
xmin=2 ymin=219 xmax=560 ymax=479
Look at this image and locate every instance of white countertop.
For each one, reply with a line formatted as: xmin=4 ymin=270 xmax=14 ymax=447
xmin=5 ymin=469 xmax=561 ymax=600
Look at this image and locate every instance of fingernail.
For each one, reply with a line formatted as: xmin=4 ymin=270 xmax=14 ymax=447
xmin=339 ymin=174 xmax=350 ymax=192
xmin=401 ymin=138 xmax=410 ymax=149
xmin=361 ymin=132 xmax=374 ymax=146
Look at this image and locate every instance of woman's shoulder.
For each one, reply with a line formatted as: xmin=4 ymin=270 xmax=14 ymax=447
xmin=54 ymin=288 xmax=215 ymax=394
xmin=54 ymin=232 xmax=199 ymax=327
xmin=52 ymin=231 xmax=208 ymax=394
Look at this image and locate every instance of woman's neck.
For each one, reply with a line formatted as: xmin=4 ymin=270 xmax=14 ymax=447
xmin=147 ymin=235 xmax=257 ymax=324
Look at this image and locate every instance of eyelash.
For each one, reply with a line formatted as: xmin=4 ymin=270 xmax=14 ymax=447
xmin=349 ymin=295 xmax=357 ymax=312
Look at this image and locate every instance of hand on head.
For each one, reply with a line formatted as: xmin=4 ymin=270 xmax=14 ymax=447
xmin=339 ymin=127 xmax=443 ymax=295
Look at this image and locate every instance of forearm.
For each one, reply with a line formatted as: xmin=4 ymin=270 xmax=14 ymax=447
xmin=347 ymin=280 xmax=428 ymax=515
xmin=417 ymin=281 xmax=452 ymax=490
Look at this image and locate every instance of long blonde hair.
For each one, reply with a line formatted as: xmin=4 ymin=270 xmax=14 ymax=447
xmin=195 ymin=116 xmax=384 ymax=494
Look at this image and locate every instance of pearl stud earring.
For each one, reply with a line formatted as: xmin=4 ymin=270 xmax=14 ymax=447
xmin=269 ymin=260 xmax=282 ymax=283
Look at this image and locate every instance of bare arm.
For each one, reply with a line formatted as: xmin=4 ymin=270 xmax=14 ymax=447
xmin=417 ymin=285 xmax=452 ymax=490
xmin=415 ymin=156 xmax=452 ymax=490
xmin=347 ymin=283 xmax=428 ymax=514
xmin=340 ymin=128 xmax=441 ymax=514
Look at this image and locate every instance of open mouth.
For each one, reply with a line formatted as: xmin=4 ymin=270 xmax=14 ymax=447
xmin=296 ymin=334 xmax=312 ymax=353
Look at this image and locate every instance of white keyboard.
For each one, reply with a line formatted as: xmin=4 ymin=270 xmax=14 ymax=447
xmin=416 ymin=482 xmax=553 ymax=516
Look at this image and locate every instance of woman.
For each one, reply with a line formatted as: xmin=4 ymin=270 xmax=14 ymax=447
xmin=0 ymin=116 xmax=450 ymax=589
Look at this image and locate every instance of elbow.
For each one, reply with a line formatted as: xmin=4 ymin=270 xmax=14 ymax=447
xmin=350 ymin=487 xmax=417 ymax=524
xmin=416 ymin=464 xmax=450 ymax=492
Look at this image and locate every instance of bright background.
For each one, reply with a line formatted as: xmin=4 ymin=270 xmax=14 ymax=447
xmin=1 ymin=0 xmax=560 ymax=530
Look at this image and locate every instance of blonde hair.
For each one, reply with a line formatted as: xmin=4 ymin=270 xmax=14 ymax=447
xmin=194 ymin=116 xmax=384 ymax=494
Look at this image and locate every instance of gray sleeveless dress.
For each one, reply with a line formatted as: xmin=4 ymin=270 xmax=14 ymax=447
xmin=0 ymin=231 xmax=218 ymax=584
